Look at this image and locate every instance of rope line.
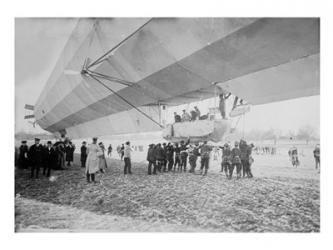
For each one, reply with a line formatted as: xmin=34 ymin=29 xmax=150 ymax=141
xmin=88 ymin=73 xmax=163 ymax=128
xmin=88 ymin=18 xmax=154 ymax=69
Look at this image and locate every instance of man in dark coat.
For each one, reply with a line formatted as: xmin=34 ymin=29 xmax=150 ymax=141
xmin=220 ymin=143 xmax=232 ymax=177
xmin=18 ymin=140 xmax=29 ymax=169
xmin=199 ymin=141 xmax=213 ymax=176
xmin=28 ymin=138 xmax=44 ymax=178
xmin=43 ymin=141 xmax=57 ymax=177
xmin=231 ymin=141 xmax=242 ymax=179
xmin=147 ymin=144 xmax=157 ymax=175
xmin=80 ymin=141 xmax=88 ymax=168
xmin=166 ymin=143 xmax=174 ymax=172
xmin=239 ymin=139 xmax=249 ymax=178
xmin=188 ymin=143 xmax=200 ymax=173
xmin=65 ymin=141 xmax=75 ymax=166
xmin=154 ymin=143 xmax=164 ymax=172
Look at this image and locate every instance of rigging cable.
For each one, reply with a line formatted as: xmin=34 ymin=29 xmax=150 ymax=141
xmin=88 ymin=18 xmax=154 ymax=69
xmin=88 ymin=73 xmax=163 ymax=128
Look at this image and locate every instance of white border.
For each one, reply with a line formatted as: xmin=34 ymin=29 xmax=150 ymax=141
xmin=2 ymin=0 xmax=332 ymax=249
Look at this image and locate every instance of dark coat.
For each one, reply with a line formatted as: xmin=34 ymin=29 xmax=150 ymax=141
xmin=28 ymin=144 xmax=44 ymax=166
xmin=44 ymin=147 xmax=57 ymax=169
xmin=65 ymin=145 xmax=74 ymax=161
xmin=154 ymin=146 xmax=165 ymax=160
xmin=166 ymin=145 xmax=174 ymax=160
xmin=231 ymin=147 xmax=241 ymax=164
xmin=18 ymin=145 xmax=29 ymax=168
xmin=147 ymin=147 xmax=156 ymax=162
xmin=81 ymin=145 xmax=87 ymax=161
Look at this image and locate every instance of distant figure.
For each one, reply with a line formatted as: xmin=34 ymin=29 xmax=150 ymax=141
xmin=80 ymin=141 xmax=87 ymax=168
xmin=107 ymin=144 xmax=112 ymax=157
xmin=219 ymin=92 xmax=231 ymax=119
xmin=180 ymin=140 xmax=189 ymax=172
xmin=98 ymin=142 xmax=108 ymax=173
xmin=174 ymin=112 xmax=181 ymax=123
xmin=190 ymin=110 xmax=197 ymax=121
xmin=65 ymin=141 xmax=74 ymax=166
xmin=231 ymin=141 xmax=242 ymax=179
xmin=147 ymin=144 xmax=157 ymax=175
xmin=166 ymin=143 xmax=175 ymax=172
xmin=123 ymin=141 xmax=132 ymax=175
xmin=221 ymin=143 xmax=232 ymax=177
xmin=28 ymin=138 xmax=44 ymax=179
xmin=120 ymin=144 xmax=125 ymax=161
xmin=199 ymin=141 xmax=213 ymax=176
xmin=239 ymin=140 xmax=249 ymax=178
xmin=86 ymin=137 xmax=102 ymax=183
xmin=247 ymin=143 xmax=255 ymax=178
xmin=313 ymin=144 xmax=320 ymax=172
xmin=288 ymin=146 xmax=299 ymax=167
xmin=188 ymin=143 xmax=200 ymax=173
xmin=154 ymin=143 xmax=164 ymax=172
xmin=43 ymin=141 xmax=56 ymax=177
xmin=181 ymin=110 xmax=191 ymax=122
xmin=116 ymin=145 xmax=121 ymax=158
xmin=194 ymin=106 xmax=201 ymax=120
xmin=18 ymin=140 xmax=29 ymax=169
xmin=162 ymin=143 xmax=167 ymax=172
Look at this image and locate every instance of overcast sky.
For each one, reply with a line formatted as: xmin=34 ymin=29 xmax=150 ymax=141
xmin=15 ymin=18 xmax=320 ymax=136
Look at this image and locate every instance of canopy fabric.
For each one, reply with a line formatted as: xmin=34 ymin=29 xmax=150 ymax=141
xmin=33 ymin=18 xmax=319 ymax=138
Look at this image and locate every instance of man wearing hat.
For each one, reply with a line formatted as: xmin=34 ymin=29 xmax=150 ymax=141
xmin=231 ymin=141 xmax=242 ymax=179
xmin=123 ymin=141 xmax=133 ymax=175
xmin=18 ymin=140 xmax=29 ymax=169
xmin=80 ymin=141 xmax=88 ymax=168
xmin=199 ymin=141 xmax=213 ymax=176
xmin=86 ymin=137 xmax=102 ymax=183
xmin=181 ymin=110 xmax=191 ymax=122
xmin=147 ymin=144 xmax=156 ymax=175
xmin=220 ymin=143 xmax=232 ymax=177
xmin=166 ymin=143 xmax=175 ymax=172
xmin=28 ymin=138 xmax=44 ymax=178
xmin=43 ymin=141 xmax=57 ymax=177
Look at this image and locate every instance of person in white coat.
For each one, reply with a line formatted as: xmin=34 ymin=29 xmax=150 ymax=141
xmin=86 ymin=137 xmax=103 ymax=183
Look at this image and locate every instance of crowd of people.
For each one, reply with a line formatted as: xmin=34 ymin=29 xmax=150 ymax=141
xmin=173 ymin=106 xmax=206 ymax=123
xmin=17 ymin=137 xmax=321 ymax=182
xmin=141 ymin=139 xmax=255 ymax=179
xmin=17 ymin=138 xmax=76 ymax=178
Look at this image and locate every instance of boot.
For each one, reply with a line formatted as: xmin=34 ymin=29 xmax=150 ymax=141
xmin=91 ymin=173 xmax=96 ymax=183
xmin=86 ymin=173 xmax=91 ymax=183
